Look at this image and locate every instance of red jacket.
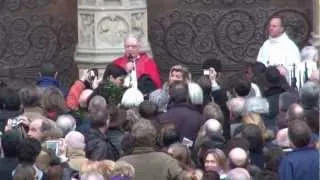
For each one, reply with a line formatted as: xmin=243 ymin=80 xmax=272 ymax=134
xmin=113 ymin=53 xmax=162 ymax=89
xmin=66 ymin=80 xmax=86 ymax=110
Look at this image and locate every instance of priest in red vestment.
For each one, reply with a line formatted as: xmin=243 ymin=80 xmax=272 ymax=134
xmin=113 ymin=35 xmax=162 ymax=95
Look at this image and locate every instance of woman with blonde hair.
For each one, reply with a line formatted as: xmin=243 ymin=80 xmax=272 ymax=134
xmin=242 ymin=112 xmax=274 ymax=141
xmin=110 ymin=161 xmax=135 ymax=180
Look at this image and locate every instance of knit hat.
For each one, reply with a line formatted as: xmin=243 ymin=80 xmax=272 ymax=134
xmin=64 ymin=131 xmax=85 ymax=150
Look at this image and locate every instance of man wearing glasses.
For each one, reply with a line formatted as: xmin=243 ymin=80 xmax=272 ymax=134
xmin=112 ymin=35 xmax=162 ymax=96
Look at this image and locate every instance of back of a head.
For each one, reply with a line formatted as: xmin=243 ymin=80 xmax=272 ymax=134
xmin=169 ymin=81 xmax=189 ymax=104
xmin=188 ymin=82 xmax=204 ymax=105
xmin=40 ymin=63 xmax=57 ymax=77
xmin=1 ymin=129 xmax=23 ymax=157
xmin=65 ymin=131 xmax=86 ymax=150
xmin=103 ymin=63 xmax=127 ymax=81
xmin=228 ymin=148 xmax=248 ymax=168
xmin=203 ymin=102 xmax=224 ymax=123
xmin=90 ymin=109 xmax=109 ymax=129
xmin=149 ymin=89 xmax=169 ymax=113
xmin=139 ymin=100 xmax=158 ymax=119
xmin=263 ymin=146 xmax=284 ymax=172
xmin=111 ymin=161 xmax=135 ymax=179
xmin=203 ymin=171 xmax=220 ymax=180
xmin=121 ymin=88 xmax=144 ymax=108
xmin=88 ymin=95 xmax=107 ymax=115
xmin=161 ymin=126 xmax=180 ymax=147
xmin=41 ymin=86 xmax=65 ymax=112
xmin=299 ymin=81 xmax=320 ymax=110
xmin=301 ymin=46 xmax=318 ymax=61
xmin=265 ymin=66 xmax=281 ymax=85
xmin=19 ymin=85 xmax=40 ymax=107
xmin=17 ymin=137 xmax=41 ymax=165
xmin=225 ymin=137 xmax=250 ymax=155
xmin=56 ymin=114 xmax=76 ymax=136
xmin=278 ymin=92 xmax=297 ymax=112
xmin=286 ymin=103 xmax=304 ymax=121
xmin=288 ymin=120 xmax=312 ymax=148
xmin=227 ymin=97 xmax=246 ymax=118
xmin=233 ymin=78 xmax=251 ymax=97
xmin=132 ymin=119 xmax=156 ymax=147
xmin=168 ymin=143 xmax=191 ymax=166
xmin=202 ymin=59 xmax=222 ymax=73
xmin=81 ymin=172 xmax=104 ymax=180
xmin=252 ymin=62 xmax=267 ymax=76
xmin=226 ymin=168 xmax=251 ymax=180
xmin=245 ymin=97 xmax=269 ymax=114
xmin=1 ymin=87 xmax=21 ymax=111
xmin=241 ymin=124 xmax=264 ymax=153
xmin=203 ymin=119 xmax=223 ymax=135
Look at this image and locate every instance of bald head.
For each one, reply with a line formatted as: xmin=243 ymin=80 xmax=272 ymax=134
xmin=228 ymin=148 xmax=248 ymax=168
xmin=79 ymin=89 xmax=93 ymax=108
xmin=227 ymin=97 xmax=245 ymax=120
xmin=56 ymin=115 xmax=76 ymax=136
xmin=227 ymin=168 xmax=251 ymax=180
xmin=203 ymin=119 xmax=223 ymax=135
xmin=88 ymin=95 xmax=107 ymax=114
xmin=286 ymin=103 xmax=304 ymax=121
xmin=276 ymin=128 xmax=290 ymax=148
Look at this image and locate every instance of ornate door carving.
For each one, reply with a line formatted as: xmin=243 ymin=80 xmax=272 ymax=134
xmin=0 ymin=0 xmax=77 ymax=89
xmin=148 ymin=0 xmax=312 ymax=82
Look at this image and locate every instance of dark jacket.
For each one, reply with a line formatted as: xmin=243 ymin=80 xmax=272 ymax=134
xmin=264 ymin=86 xmax=286 ymax=130
xmin=84 ymin=128 xmax=119 ymax=161
xmin=119 ymin=147 xmax=183 ymax=180
xmin=107 ymin=128 xmax=125 ymax=156
xmin=0 ymin=157 xmax=18 ymax=180
xmin=279 ymin=147 xmax=319 ymax=180
xmin=157 ymin=102 xmax=202 ymax=142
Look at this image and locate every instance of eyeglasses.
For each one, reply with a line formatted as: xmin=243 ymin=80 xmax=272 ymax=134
xmin=125 ymin=44 xmax=138 ymax=48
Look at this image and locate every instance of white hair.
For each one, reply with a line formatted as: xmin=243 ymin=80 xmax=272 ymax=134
xmin=244 ymin=97 xmax=269 ymax=114
xmin=56 ymin=114 xmax=76 ymax=136
xmin=188 ymin=82 xmax=203 ymax=105
xmin=81 ymin=172 xmax=104 ymax=180
xmin=203 ymin=119 xmax=223 ymax=134
xmin=226 ymin=168 xmax=251 ymax=180
xmin=227 ymin=97 xmax=246 ymax=116
xmin=121 ymin=88 xmax=144 ymax=108
xmin=301 ymin=46 xmax=318 ymax=62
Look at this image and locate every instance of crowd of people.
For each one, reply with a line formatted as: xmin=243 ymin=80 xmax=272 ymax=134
xmin=0 ymin=16 xmax=319 ymax=180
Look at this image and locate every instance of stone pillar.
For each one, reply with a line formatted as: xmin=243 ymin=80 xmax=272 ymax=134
xmin=75 ymin=0 xmax=151 ymax=76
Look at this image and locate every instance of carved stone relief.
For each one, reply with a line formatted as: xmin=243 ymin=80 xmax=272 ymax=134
xmin=131 ymin=12 xmax=146 ymax=45
xmin=79 ymin=13 xmax=95 ymax=48
xmin=97 ymin=15 xmax=129 ymax=46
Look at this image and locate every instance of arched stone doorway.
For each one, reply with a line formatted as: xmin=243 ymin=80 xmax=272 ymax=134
xmin=147 ymin=0 xmax=314 ymax=82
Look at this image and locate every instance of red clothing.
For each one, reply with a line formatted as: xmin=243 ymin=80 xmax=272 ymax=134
xmin=113 ymin=53 xmax=162 ymax=89
xmin=66 ymin=80 xmax=86 ymax=110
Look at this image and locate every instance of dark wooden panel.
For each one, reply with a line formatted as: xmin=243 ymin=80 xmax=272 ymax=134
xmin=147 ymin=0 xmax=313 ymax=81
xmin=0 ymin=0 xmax=78 ymax=89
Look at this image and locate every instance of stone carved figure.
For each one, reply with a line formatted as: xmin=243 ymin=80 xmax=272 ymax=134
xmin=98 ymin=15 xmax=129 ymax=46
xmin=131 ymin=12 xmax=145 ymax=45
xmin=79 ymin=13 xmax=95 ymax=48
